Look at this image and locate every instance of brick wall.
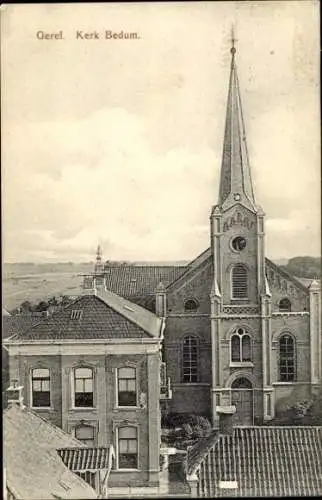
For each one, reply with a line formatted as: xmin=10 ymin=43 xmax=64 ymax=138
xmin=10 ymin=351 xmax=160 ymax=488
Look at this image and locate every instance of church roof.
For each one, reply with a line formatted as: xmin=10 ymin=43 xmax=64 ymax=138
xmin=187 ymin=426 xmax=322 ymax=497
xmin=5 ymin=289 xmax=163 ymax=342
xmin=4 ymin=404 xmax=96 ymax=499
xmin=103 ymin=264 xmax=187 ymax=297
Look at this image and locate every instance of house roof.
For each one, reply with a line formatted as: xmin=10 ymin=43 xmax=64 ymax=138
xmin=4 ymin=404 xmax=96 ymax=499
xmin=187 ymin=426 xmax=322 ymax=497
xmin=58 ymin=447 xmax=113 ymax=471
xmin=2 ymin=315 xmax=42 ymax=340
xmin=5 ymin=290 xmax=162 ymax=342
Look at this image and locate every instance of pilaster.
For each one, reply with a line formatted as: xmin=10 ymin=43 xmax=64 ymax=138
xmin=309 ymin=281 xmax=321 ymax=385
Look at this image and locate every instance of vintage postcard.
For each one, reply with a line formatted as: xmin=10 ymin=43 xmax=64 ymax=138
xmin=2 ymin=2 xmax=321 ymax=499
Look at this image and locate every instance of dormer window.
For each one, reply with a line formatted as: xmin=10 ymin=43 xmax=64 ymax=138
xmin=184 ymin=299 xmax=199 ymax=313
xmin=70 ymin=310 xmax=83 ymax=320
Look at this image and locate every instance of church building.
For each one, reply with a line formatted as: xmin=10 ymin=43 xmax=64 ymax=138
xmin=91 ymin=42 xmax=321 ymax=426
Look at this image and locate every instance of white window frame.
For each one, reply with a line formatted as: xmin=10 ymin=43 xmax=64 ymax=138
xmin=115 ymin=366 xmax=139 ymax=409
xmin=71 ymin=366 xmax=95 ymax=410
xmin=115 ymin=425 xmax=140 ymax=471
xmin=30 ymin=367 xmax=52 ymax=409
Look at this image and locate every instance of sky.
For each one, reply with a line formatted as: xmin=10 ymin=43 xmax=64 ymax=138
xmin=1 ymin=1 xmax=320 ymax=263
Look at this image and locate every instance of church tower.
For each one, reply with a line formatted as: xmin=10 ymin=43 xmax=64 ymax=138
xmin=210 ymin=36 xmax=272 ymax=425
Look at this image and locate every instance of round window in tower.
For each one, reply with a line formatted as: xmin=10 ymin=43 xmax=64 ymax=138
xmin=232 ymin=236 xmax=247 ymax=252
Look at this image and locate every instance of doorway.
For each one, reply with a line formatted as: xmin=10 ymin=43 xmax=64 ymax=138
xmin=231 ymin=377 xmax=253 ymax=426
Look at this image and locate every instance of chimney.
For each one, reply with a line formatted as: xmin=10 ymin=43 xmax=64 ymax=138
xmin=81 ymin=275 xmax=97 ymax=295
xmin=6 ymin=379 xmax=25 ymax=409
xmin=155 ymin=282 xmax=166 ymax=317
xmin=216 ymin=405 xmax=236 ymax=435
xmin=95 ymin=274 xmax=107 ymax=293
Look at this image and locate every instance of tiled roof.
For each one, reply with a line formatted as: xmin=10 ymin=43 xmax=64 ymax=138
xmin=188 ymin=426 xmax=322 ymax=497
xmin=2 ymin=315 xmax=42 ymax=340
xmin=6 ymin=291 xmax=162 ymax=342
xmin=58 ymin=447 xmax=112 ymax=471
xmin=4 ymin=404 xmax=96 ymax=499
xmin=103 ymin=265 xmax=187 ymax=296
xmin=91 ymin=254 xmax=307 ymax=300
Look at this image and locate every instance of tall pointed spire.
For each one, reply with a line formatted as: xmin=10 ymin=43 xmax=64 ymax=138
xmin=218 ymin=29 xmax=256 ymax=212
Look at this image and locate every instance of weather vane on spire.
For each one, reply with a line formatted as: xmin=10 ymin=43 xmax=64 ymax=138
xmin=230 ymin=24 xmax=237 ymax=55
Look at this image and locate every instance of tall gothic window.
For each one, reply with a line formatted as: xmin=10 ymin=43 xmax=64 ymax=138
xmin=279 ymin=334 xmax=296 ymax=381
xmin=279 ymin=298 xmax=291 ymax=312
xmin=231 ymin=264 xmax=248 ymax=299
xmin=231 ymin=328 xmax=252 ymax=362
xmin=182 ymin=335 xmax=199 ymax=383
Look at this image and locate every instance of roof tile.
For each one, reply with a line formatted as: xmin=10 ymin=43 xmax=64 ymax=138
xmin=189 ymin=427 xmax=322 ymax=497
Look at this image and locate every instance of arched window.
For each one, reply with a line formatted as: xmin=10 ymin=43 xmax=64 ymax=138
xmin=182 ymin=335 xmax=199 ymax=383
xmin=73 ymin=367 xmax=94 ymax=407
xmin=231 ymin=377 xmax=252 ymax=389
xmin=279 ymin=298 xmax=291 ymax=312
xmin=118 ymin=426 xmax=138 ymax=469
xmin=279 ymin=334 xmax=296 ymax=381
xmin=184 ymin=299 xmax=199 ymax=312
xmin=231 ymin=264 xmax=248 ymax=299
xmin=231 ymin=328 xmax=252 ymax=362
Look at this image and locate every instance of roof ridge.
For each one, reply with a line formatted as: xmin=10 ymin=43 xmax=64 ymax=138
xmin=94 ymin=290 xmax=161 ymax=338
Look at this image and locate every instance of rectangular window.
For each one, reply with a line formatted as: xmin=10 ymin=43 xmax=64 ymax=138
xmin=75 ymin=425 xmax=95 ymax=447
xmin=32 ymin=368 xmax=50 ymax=407
xmin=117 ymin=367 xmax=137 ymax=406
xmin=74 ymin=368 xmax=94 ymax=407
xmin=118 ymin=427 xmax=138 ymax=469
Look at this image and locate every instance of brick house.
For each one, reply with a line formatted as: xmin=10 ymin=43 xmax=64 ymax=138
xmin=76 ymin=42 xmax=320 ymax=426
xmin=4 ymin=281 xmax=169 ymax=496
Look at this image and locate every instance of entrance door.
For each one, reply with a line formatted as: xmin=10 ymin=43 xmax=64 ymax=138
xmin=231 ymin=377 xmax=253 ymax=426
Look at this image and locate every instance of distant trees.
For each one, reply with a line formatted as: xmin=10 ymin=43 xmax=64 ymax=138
xmin=280 ymin=256 xmax=321 ymax=279
xmin=10 ymin=295 xmax=74 ymax=315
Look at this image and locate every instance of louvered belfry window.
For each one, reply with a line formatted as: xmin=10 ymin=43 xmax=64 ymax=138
xmin=232 ymin=264 xmax=248 ymax=299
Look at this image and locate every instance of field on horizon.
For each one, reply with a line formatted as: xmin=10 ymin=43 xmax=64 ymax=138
xmin=2 ymin=263 xmax=93 ymax=311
